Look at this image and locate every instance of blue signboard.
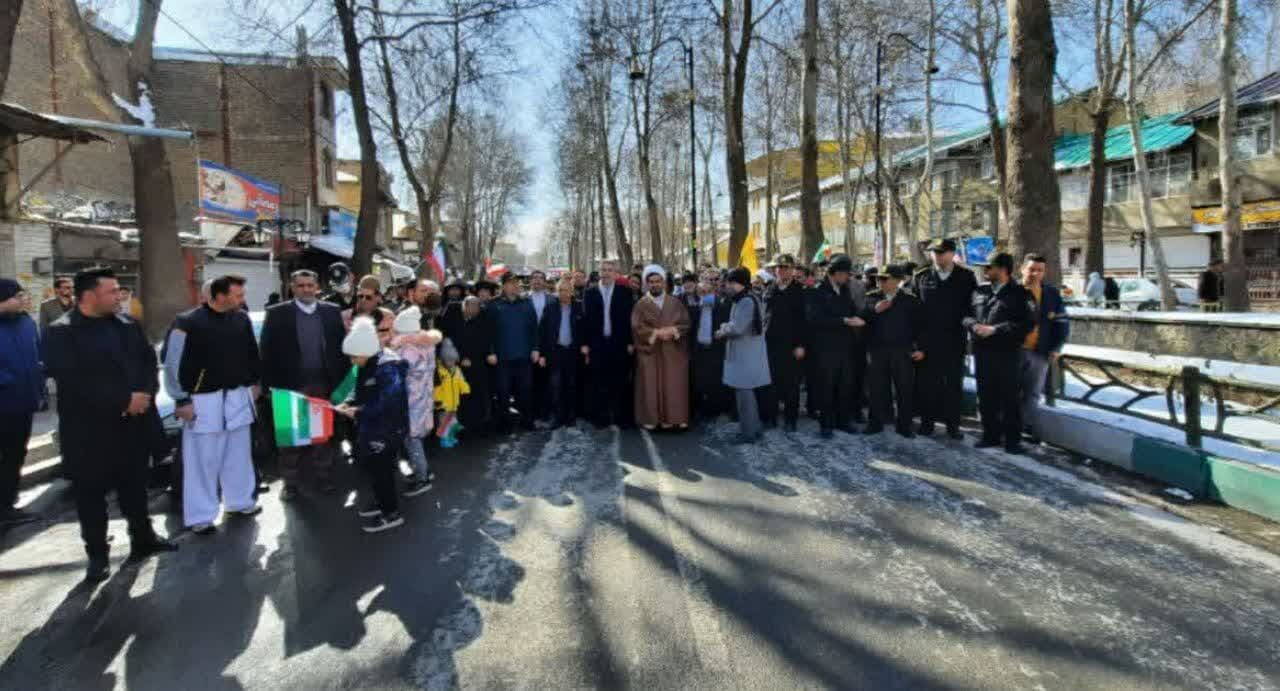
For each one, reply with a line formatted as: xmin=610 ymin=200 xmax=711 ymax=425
xmin=328 ymin=208 xmax=357 ymax=240
xmin=963 ymin=236 xmax=994 ymax=266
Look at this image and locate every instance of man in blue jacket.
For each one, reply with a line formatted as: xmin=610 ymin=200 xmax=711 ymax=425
xmin=1018 ymin=253 xmax=1070 ymax=434
xmin=490 ymin=272 xmax=540 ymax=432
xmin=0 ymin=279 xmax=42 ymax=524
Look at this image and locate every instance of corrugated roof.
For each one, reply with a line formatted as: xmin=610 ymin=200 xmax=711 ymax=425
xmin=1175 ymin=71 xmax=1280 ymax=123
xmin=892 ymin=122 xmax=995 ymax=167
xmin=0 ymin=103 xmax=107 ymax=143
xmin=1054 ymin=113 xmax=1193 ymax=170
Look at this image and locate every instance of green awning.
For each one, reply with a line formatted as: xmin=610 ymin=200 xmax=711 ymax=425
xmin=1054 ymin=113 xmax=1194 ymax=170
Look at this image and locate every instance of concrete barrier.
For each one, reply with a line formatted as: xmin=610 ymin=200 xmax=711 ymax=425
xmin=1067 ymin=308 xmax=1280 ymax=366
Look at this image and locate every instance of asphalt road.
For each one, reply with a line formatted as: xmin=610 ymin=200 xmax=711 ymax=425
xmin=2 ymin=419 xmax=1279 ymax=690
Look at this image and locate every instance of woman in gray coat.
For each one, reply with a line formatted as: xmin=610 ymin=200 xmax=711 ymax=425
xmin=717 ymin=267 xmax=771 ymax=443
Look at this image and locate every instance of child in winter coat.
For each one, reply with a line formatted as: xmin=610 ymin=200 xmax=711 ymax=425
xmin=338 ymin=316 xmax=410 ymax=534
xmin=391 ymin=306 xmax=442 ymax=495
xmin=434 ymin=338 xmax=470 ymax=448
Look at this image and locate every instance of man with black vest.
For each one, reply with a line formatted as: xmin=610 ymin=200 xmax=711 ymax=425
xmin=760 ymin=254 xmax=808 ymax=432
xmin=44 ymin=267 xmax=176 ymax=581
xmin=914 ymin=238 xmax=978 ymax=439
xmin=965 ymin=252 xmax=1036 ymax=454
xmin=259 ymin=269 xmax=349 ymax=500
xmin=165 ymin=274 xmax=263 ymax=534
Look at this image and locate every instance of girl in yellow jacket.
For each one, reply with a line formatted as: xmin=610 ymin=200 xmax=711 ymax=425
xmin=434 ymin=339 xmax=470 ymax=448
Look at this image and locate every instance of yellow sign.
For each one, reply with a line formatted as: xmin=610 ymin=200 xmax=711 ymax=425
xmin=1192 ymin=199 xmax=1280 ymax=230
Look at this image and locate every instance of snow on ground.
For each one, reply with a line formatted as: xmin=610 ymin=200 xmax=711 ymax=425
xmin=1068 ymin=307 xmax=1280 ymax=328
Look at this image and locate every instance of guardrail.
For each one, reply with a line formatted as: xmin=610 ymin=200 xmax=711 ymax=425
xmin=1043 ymin=350 xmax=1280 ymax=452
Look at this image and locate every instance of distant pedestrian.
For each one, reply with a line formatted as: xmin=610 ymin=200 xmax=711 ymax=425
xmin=717 ymin=267 xmax=770 ymax=444
xmin=1197 ymin=258 xmax=1225 ymax=312
xmin=1103 ymin=276 xmax=1120 ymax=309
xmin=1084 ymin=272 xmax=1105 ymax=307
xmin=37 ymin=276 xmax=74 ymax=334
xmin=43 ymin=267 xmax=176 ymax=581
xmin=0 ymin=279 xmax=42 ymax=524
xmin=337 ymin=317 xmax=409 ymax=533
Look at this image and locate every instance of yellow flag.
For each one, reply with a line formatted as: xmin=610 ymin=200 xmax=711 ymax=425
xmin=741 ymin=231 xmax=759 ymax=274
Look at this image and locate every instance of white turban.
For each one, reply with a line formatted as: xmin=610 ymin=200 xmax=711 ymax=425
xmin=642 ymin=264 xmax=666 ymax=282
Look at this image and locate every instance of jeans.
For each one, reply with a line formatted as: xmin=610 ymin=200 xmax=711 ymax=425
xmin=1019 ymin=350 xmax=1051 ymax=430
xmin=404 ymin=434 xmax=429 ymax=479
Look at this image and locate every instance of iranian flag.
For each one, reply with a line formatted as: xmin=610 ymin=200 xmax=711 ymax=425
xmin=272 ymin=389 xmax=334 ymax=447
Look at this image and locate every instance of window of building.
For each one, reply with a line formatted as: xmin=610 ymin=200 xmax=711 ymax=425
xmin=1232 ymin=111 xmax=1273 ymax=160
xmin=980 ymin=154 xmax=995 ymax=180
xmin=1104 ymin=152 xmax=1190 ymax=204
xmin=322 ymin=149 xmax=334 ymax=189
xmin=1068 ymin=247 xmax=1082 ymax=268
xmin=320 ymin=83 xmax=335 ymax=120
xmin=1058 ymin=173 xmax=1089 ymax=211
xmin=1106 ymin=162 xmax=1134 ymax=204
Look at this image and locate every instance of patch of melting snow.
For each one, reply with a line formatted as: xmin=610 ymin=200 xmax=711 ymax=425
xmin=1163 ymin=487 xmax=1195 ymax=502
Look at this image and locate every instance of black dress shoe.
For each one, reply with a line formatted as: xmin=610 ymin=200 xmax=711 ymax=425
xmin=128 ymin=538 xmax=178 ymax=562
xmin=85 ymin=558 xmax=110 ymax=583
xmin=946 ymin=427 xmax=965 ymax=440
xmin=897 ymin=428 xmax=915 ymax=439
xmin=862 ymin=425 xmax=883 ymax=435
xmin=974 ymin=438 xmax=1002 ymax=449
xmin=1004 ymin=444 xmax=1026 ymax=455
xmin=917 ymin=422 xmax=936 ymax=437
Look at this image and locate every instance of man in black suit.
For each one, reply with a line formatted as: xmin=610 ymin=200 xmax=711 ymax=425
xmin=581 ymin=259 xmax=635 ymax=428
xmin=914 ymin=238 xmax=978 ymax=439
xmin=965 ymin=252 xmax=1036 ymax=454
xmin=43 ymin=267 xmax=177 ymax=582
xmin=760 ymin=254 xmax=809 ymax=432
xmin=258 ymin=269 xmax=349 ymax=500
xmin=538 ymin=279 xmax=585 ymax=427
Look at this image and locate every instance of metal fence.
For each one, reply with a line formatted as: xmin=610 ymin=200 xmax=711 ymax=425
xmin=1043 ymin=352 xmax=1280 ymax=452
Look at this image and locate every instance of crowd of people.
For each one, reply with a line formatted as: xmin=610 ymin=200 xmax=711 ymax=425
xmin=0 ymin=238 xmax=1071 ymax=582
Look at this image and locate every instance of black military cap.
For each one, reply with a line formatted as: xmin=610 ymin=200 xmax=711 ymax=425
xmin=499 ymin=271 xmax=519 ymax=284
xmin=473 ymin=279 xmax=499 ymax=293
xmin=976 ymin=251 xmax=1015 ymax=272
xmin=928 ymin=238 xmax=957 ymax=253
xmin=877 ymin=264 xmax=908 ymax=279
xmin=769 ymin=253 xmax=797 ymax=268
xmin=827 ymin=254 xmax=854 ymax=273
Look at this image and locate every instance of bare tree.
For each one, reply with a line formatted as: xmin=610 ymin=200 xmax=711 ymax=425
xmin=1005 ymin=0 xmax=1062 ymax=283
xmin=333 ymin=0 xmax=380 ymax=277
xmin=799 ymin=0 xmax=824 ymax=263
xmin=0 ymin=0 xmax=22 ymax=96
xmin=579 ymin=11 xmax=635 ymax=267
xmin=716 ymin=0 xmax=785 ymax=268
xmin=1218 ymin=0 xmax=1249 ymax=310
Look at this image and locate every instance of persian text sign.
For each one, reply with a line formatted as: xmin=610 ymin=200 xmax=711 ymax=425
xmin=198 ymin=160 xmax=281 ymax=223
xmin=1192 ymin=199 xmax=1280 ymax=233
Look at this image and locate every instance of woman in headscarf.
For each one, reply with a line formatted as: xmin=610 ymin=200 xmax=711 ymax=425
xmin=716 ymin=267 xmax=771 ymax=443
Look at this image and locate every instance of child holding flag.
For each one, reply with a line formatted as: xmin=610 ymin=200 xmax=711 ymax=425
xmin=391 ymin=307 xmax=442 ymax=496
xmin=336 ymin=317 xmax=410 ymax=533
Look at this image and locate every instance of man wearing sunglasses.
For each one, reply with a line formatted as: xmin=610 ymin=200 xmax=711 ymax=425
xmin=342 ymin=275 xmax=384 ymax=331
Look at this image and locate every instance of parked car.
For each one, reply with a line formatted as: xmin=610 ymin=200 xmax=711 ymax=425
xmin=1115 ymin=278 xmax=1199 ymax=310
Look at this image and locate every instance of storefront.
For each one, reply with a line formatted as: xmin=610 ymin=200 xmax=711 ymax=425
xmin=1191 ymin=200 xmax=1280 ymax=301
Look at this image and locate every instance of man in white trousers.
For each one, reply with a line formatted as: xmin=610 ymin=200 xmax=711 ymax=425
xmin=164 ymin=274 xmax=263 ymax=534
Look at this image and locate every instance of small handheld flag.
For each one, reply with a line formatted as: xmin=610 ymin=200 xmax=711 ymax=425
xmin=813 ymin=241 xmax=832 ymax=264
xmin=272 ymin=389 xmax=334 ymax=447
xmin=330 ymin=366 xmax=357 ymax=405
xmin=436 ymin=412 xmax=463 ymax=448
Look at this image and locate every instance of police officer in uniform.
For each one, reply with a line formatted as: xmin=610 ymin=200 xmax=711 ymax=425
xmin=805 ymin=254 xmax=861 ymax=438
xmin=760 ymin=254 xmax=808 ymax=432
xmin=964 ymin=252 xmax=1036 ymax=453
xmin=854 ymin=265 xmax=926 ymax=437
xmin=914 ymin=238 xmax=978 ymax=439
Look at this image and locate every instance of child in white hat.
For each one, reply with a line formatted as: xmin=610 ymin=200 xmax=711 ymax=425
xmin=390 ymin=306 xmax=442 ymax=496
xmin=337 ymin=316 xmax=410 ymax=533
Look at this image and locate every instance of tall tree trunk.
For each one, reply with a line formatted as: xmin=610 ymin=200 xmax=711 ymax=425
xmin=1218 ymin=0 xmax=1249 ymax=310
xmin=799 ymin=0 xmax=823 ymax=263
xmin=1005 ymin=0 xmax=1062 ymax=284
xmin=597 ymin=161 xmax=610 ymax=260
xmin=836 ymin=59 xmax=856 ymax=258
xmin=722 ymin=0 xmax=754 ymax=268
xmin=1123 ymin=0 xmax=1176 ymax=309
xmin=124 ymin=0 xmax=184 ymax=339
xmin=334 ymin=0 xmax=379 ymax=277
xmin=0 ymin=0 xmax=23 ymax=97
xmin=594 ymin=70 xmax=632 ymax=267
xmin=1084 ymin=109 xmax=1110 ymax=275
xmin=628 ymin=78 xmax=663 ymax=263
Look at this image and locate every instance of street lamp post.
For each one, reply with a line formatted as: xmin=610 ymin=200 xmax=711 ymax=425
xmin=628 ymin=38 xmax=697 ymax=270
xmin=873 ymin=32 xmax=938 ymax=265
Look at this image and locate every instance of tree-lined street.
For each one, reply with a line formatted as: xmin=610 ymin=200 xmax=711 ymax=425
xmin=3 ymin=422 xmax=1278 ymax=689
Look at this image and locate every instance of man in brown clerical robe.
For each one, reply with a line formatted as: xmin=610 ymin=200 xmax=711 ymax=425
xmin=632 ymin=265 xmax=691 ymax=430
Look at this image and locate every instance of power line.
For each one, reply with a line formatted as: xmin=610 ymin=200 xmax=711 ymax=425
xmin=140 ymin=0 xmax=344 ymax=152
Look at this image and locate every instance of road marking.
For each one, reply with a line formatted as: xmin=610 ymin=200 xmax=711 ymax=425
xmin=639 ymin=430 xmax=733 ymax=674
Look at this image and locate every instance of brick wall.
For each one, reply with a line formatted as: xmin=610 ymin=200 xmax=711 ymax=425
xmin=3 ymin=0 xmax=342 ymax=233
